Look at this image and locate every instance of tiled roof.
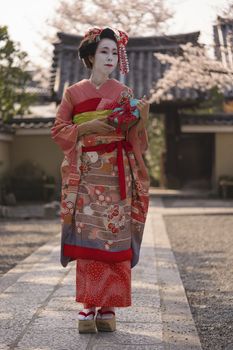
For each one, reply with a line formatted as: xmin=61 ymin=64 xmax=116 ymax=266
xmin=25 ymin=86 xmax=51 ymax=97
xmin=8 ymin=117 xmax=54 ymax=130
xmin=180 ymin=113 xmax=233 ymax=126
xmin=50 ymin=31 xmax=200 ymax=102
xmin=0 ymin=103 xmax=57 ymax=132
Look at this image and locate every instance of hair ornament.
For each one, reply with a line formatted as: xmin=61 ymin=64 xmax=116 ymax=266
xmin=82 ymin=26 xmax=129 ymax=74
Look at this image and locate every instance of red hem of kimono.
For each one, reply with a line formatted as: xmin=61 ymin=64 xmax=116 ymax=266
xmin=64 ymin=244 xmax=132 ymax=263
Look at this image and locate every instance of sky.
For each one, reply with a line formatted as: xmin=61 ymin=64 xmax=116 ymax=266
xmin=0 ymin=0 xmax=230 ymax=69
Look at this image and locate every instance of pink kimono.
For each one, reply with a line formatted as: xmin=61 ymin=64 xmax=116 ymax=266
xmin=51 ymin=78 xmax=150 ymax=307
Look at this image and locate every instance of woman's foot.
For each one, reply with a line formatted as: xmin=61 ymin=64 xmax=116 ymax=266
xmin=78 ymin=306 xmax=97 ymax=333
xmin=96 ymin=307 xmax=116 ymax=332
xmin=97 ymin=307 xmax=115 ymax=320
xmin=78 ymin=307 xmax=96 ymax=320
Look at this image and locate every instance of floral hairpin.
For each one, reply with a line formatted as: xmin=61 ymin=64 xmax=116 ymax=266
xmin=83 ymin=26 xmax=129 ymax=74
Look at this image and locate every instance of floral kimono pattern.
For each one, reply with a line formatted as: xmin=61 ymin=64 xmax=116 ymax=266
xmin=51 ymin=78 xmax=150 ymax=306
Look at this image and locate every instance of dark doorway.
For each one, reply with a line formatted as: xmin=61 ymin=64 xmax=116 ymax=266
xmin=177 ymin=133 xmax=214 ymax=188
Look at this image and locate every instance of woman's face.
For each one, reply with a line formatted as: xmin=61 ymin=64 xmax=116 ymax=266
xmin=91 ymin=38 xmax=118 ymax=76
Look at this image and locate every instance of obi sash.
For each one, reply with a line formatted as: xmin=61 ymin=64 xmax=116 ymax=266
xmin=72 ymin=108 xmax=133 ymax=200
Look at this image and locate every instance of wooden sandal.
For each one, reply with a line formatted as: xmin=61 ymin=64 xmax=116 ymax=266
xmin=78 ymin=311 xmax=97 ymax=333
xmin=96 ymin=310 xmax=116 ymax=332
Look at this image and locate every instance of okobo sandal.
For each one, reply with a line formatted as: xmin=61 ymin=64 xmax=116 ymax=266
xmin=78 ymin=310 xmax=97 ymax=333
xmin=95 ymin=309 xmax=116 ymax=332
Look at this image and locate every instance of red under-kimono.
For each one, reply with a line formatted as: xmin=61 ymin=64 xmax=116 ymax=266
xmin=51 ymin=78 xmax=150 ymax=307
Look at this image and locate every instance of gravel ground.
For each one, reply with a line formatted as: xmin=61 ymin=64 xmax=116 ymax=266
xmin=0 ymin=218 xmax=60 ymax=276
xmin=164 ymin=214 xmax=233 ymax=350
xmin=1 ymin=208 xmax=233 ymax=349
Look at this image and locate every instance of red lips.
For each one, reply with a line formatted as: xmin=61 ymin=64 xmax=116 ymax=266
xmin=105 ymin=64 xmax=113 ymax=67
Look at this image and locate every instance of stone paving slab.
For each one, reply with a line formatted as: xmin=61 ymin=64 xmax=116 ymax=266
xmin=0 ymin=201 xmax=202 ymax=349
xmin=0 ymin=204 xmax=45 ymax=219
xmin=150 ymin=206 xmax=233 ymax=215
xmin=151 ymin=214 xmax=202 ymax=349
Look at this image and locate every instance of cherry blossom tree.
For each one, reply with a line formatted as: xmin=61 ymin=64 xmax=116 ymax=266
xmin=222 ymin=1 xmax=233 ymax=18
xmin=48 ymin=0 xmax=173 ymax=37
xmin=150 ymin=43 xmax=233 ymax=104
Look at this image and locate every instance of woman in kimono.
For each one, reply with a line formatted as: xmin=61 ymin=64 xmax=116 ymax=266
xmin=51 ymin=26 xmax=150 ymax=333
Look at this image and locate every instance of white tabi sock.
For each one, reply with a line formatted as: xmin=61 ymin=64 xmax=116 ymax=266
xmin=97 ymin=307 xmax=115 ymax=320
xmin=78 ymin=307 xmax=96 ymax=320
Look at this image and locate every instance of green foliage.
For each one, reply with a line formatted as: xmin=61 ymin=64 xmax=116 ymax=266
xmin=180 ymin=87 xmax=225 ymax=115
xmin=0 ymin=26 xmax=36 ymax=122
xmin=0 ymin=160 xmax=55 ymax=202
xmin=145 ymin=113 xmax=165 ymax=186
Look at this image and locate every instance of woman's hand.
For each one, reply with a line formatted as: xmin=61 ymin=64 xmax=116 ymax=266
xmin=137 ymin=95 xmax=150 ymax=124
xmin=137 ymin=95 xmax=150 ymax=129
xmin=78 ymin=118 xmax=115 ymax=136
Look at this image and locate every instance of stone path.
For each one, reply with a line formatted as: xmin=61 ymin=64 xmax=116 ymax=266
xmin=0 ymin=199 xmax=202 ymax=349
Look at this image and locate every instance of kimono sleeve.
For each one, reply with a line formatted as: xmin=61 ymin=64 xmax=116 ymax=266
xmin=51 ymin=88 xmax=79 ymax=158
xmin=138 ymin=127 xmax=148 ymax=153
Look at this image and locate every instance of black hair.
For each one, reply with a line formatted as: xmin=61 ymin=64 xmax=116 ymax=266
xmin=78 ymin=28 xmax=118 ymax=69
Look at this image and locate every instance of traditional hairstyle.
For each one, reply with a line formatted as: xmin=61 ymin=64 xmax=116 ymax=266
xmin=78 ymin=27 xmax=129 ymax=75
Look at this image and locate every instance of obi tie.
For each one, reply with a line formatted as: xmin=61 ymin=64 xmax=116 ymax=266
xmin=82 ymin=140 xmax=133 ymax=200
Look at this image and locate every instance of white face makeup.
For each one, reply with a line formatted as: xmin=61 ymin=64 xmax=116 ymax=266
xmin=91 ymin=38 xmax=118 ymax=76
